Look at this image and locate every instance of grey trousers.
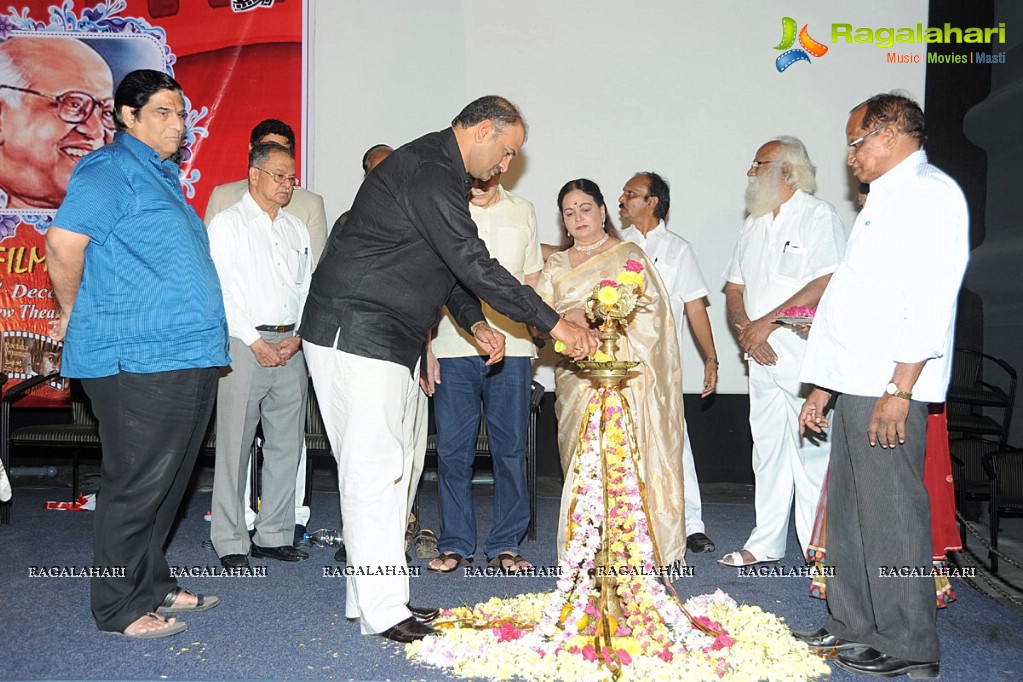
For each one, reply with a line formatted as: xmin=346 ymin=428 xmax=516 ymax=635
xmin=211 ymin=333 xmax=307 ymax=555
xmin=824 ymin=394 xmax=938 ymax=661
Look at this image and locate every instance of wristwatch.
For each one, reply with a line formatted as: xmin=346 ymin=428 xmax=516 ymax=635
xmin=885 ymin=382 xmax=912 ymax=400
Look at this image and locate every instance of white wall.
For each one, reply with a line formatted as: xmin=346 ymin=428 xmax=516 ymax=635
xmin=308 ymin=0 xmax=928 ymax=392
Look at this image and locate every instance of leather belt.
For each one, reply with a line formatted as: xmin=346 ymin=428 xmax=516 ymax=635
xmin=255 ymin=324 xmax=295 ymax=333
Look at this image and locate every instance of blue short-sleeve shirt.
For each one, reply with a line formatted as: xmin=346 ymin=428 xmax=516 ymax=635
xmin=53 ymin=132 xmax=230 ymax=378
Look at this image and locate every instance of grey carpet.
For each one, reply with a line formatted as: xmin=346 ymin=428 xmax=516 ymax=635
xmin=1 ymin=485 xmax=1021 ymax=681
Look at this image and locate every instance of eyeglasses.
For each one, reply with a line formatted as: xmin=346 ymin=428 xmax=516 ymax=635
xmin=254 ymin=167 xmax=300 ymax=186
xmin=749 ymin=159 xmax=778 ymax=170
xmin=0 ymin=85 xmax=115 ymax=130
xmin=846 ymin=125 xmax=888 ymax=154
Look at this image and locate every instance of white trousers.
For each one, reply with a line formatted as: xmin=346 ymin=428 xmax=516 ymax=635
xmin=681 ymin=422 xmax=704 ymax=535
xmin=304 ymin=341 xmax=419 ymax=634
xmin=743 ymin=336 xmax=829 ymax=560
xmin=407 ymin=389 xmax=428 ymax=520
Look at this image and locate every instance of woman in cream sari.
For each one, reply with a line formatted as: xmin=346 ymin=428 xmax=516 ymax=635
xmin=535 ymin=179 xmax=687 ymax=566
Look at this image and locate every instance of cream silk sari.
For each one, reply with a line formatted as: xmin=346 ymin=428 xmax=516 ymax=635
xmin=536 ymin=242 xmax=687 ymax=566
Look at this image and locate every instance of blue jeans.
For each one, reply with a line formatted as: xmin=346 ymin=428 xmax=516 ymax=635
xmin=434 ymin=356 xmax=531 ymax=558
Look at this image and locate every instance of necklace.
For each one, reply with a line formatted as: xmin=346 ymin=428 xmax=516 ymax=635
xmin=573 ymin=232 xmax=609 ymax=255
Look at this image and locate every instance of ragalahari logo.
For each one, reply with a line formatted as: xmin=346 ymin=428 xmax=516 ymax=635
xmin=774 ymin=17 xmax=829 ymax=72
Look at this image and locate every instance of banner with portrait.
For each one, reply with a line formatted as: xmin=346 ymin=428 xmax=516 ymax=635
xmin=0 ymin=0 xmax=306 ymax=406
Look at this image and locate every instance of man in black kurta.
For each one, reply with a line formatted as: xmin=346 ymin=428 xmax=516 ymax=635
xmin=301 ymin=96 xmax=595 ymax=642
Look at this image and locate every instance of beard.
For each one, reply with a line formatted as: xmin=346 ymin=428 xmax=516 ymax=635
xmin=744 ymin=165 xmax=785 ymax=217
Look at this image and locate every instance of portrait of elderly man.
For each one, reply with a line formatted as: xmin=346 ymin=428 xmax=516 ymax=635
xmin=722 ymin=136 xmax=846 ymax=567
xmin=0 ymin=36 xmax=114 ymax=209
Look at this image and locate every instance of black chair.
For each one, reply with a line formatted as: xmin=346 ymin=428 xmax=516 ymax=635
xmin=302 ymin=380 xmax=333 ymax=508
xmin=946 ymin=349 xmax=1017 ymax=448
xmin=1 ymin=373 xmax=97 ymax=525
xmin=982 ymin=446 xmax=1023 ymax=574
xmin=415 ymin=380 xmax=544 ymax=542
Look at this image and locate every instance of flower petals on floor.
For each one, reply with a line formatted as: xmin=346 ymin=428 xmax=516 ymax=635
xmin=406 ymin=590 xmax=830 ymax=681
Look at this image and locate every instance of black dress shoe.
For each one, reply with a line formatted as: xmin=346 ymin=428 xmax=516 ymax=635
xmin=379 ymin=616 xmax=435 ymax=643
xmin=334 ymin=545 xmax=347 ymax=562
xmin=835 ymin=652 xmax=939 ymax=678
xmin=838 ymin=647 xmax=885 ymax=665
xmin=220 ymin=554 xmax=250 ymax=570
xmin=686 ymin=532 xmax=716 ymax=553
xmin=791 ymin=627 xmax=861 ymax=651
xmin=251 ymin=544 xmax=309 ymax=562
xmin=408 ymin=604 xmax=440 ymax=622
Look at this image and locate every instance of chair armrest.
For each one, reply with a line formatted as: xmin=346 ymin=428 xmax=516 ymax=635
xmin=1 ymin=372 xmax=60 ymax=405
xmin=529 ymin=381 xmax=545 ymax=412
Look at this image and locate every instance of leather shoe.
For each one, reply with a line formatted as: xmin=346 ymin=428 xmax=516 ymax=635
xmin=379 ymin=616 xmax=435 ymax=643
xmin=251 ymin=544 xmax=309 ymax=562
xmin=220 ymin=554 xmax=250 ymax=570
xmin=835 ymin=652 xmax=939 ymax=678
xmin=838 ymin=647 xmax=885 ymax=664
xmin=791 ymin=627 xmax=861 ymax=651
xmin=334 ymin=545 xmax=347 ymax=562
xmin=408 ymin=604 xmax=440 ymax=622
xmin=686 ymin=532 xmax=716 ymax=553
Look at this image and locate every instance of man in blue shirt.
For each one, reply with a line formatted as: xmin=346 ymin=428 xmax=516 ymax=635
xmin=47 ymin=69 xmax=229 ymax=639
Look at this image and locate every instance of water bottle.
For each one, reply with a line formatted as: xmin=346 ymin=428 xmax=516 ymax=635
xmin=309 ymin=529 xmax=344 ymax=547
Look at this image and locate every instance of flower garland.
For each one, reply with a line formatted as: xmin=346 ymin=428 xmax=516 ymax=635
xmin=405 ymin=257 xmax=829 ymax=680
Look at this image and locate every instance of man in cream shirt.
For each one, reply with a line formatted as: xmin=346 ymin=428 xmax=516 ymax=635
xmin=426 ymin=172 xmax=541 ymax=574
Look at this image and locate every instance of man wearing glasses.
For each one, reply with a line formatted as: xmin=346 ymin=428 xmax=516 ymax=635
xmin=0 ymin=36 xmax=114 ymax=209
xmin=205 ymin=119 xmax=327 ymax=261
xmin=206 ymin=118 xmax=328 ymax=550
xmin=207 ymin=141 xmax=313 ymax=571
xmin=795 ymin=92 xmax=968 ymax=679
xmin=721 ymin=136 xmax=846 ymax=568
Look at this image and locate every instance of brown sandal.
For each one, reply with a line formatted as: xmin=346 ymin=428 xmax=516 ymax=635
xmin=487 ymin=552 xmax=532 ymax=574
xmin=427 ymin=552 xmax=473 ymax=573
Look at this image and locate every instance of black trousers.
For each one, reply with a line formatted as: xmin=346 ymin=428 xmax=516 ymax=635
xmin=83 ymin=367 xmax=218 ymax=633
xmin=824 ymin=394 xmax=938 ymax=661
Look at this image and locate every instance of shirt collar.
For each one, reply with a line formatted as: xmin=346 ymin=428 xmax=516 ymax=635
xmin=114 ymin=130 xmax=178 ymax=170
xmin=624 ymin=220 xmax=665 ymax=243
xmin=868 ymin=149 xmax=928 ymax=196
xmin=240 ymin=188 xmax=288 ymax=222
xmin=777 ymin=188 xmax=808 ymax=217
xmin=440 ymin=127 xmax=473 ymax=193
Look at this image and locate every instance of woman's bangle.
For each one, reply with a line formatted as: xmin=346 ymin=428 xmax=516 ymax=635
xmin=705 ymin=357 xmax=719 ymax=365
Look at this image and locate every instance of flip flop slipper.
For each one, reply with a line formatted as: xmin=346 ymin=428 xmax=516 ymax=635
xmin=157 ymin=587 xmax=220 ymax=614
xmin=427 ymin=552 xmax=472 ymax=573
xmin=716 ymin=551 xmax=780 ymax=567
xmin=487 ymin=552 xmax=532 ymax=574
xmin=416 ymin=529 xmax=440 ymax=559
xmin=106 ymin=612 xmax=188 ymax=639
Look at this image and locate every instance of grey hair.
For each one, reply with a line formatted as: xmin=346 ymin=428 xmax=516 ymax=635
xmin=249 ymin=141 xmax=293 ymax=170
xmin=772 ymin=135 xmax=817 ymax=194
xmin=0 ymin=40 xmax=30 ymax=106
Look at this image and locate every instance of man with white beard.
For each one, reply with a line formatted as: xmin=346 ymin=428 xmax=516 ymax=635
xmin=719 ymin=136 xmax=846 ymax=567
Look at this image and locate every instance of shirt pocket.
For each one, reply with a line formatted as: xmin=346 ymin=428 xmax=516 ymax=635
xmin=285 ymin=247 xmax=309 ymax=285
xmin=488 ymin=225 xmax=528 ymax=273
xmin=777 ymin=245 xmax=805 ymax=279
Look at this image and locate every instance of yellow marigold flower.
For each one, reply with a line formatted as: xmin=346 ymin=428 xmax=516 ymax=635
xmin=616 ymin=271 xmax=644 ymax=287
xmin=597 ymin=285 xmax=619 ymax=306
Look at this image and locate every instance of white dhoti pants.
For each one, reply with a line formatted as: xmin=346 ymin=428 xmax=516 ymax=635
xmin=304 ymin=341 xmax=419 ymax=634
xmin=743 ymin=332 xmax=829 ymax=560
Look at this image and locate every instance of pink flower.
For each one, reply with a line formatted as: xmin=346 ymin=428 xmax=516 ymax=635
xmin=494 ymin=621 xmax=523 ymax=642
xmin=581 ymin=644 xmax=598 ymax=662
xmin=657 ymin=645 xmax=674 ymax=662
xmin=624 ymin=259 xmax=644 ymax=273
xmin=599 ymin=279 xmax=618 ymax=287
